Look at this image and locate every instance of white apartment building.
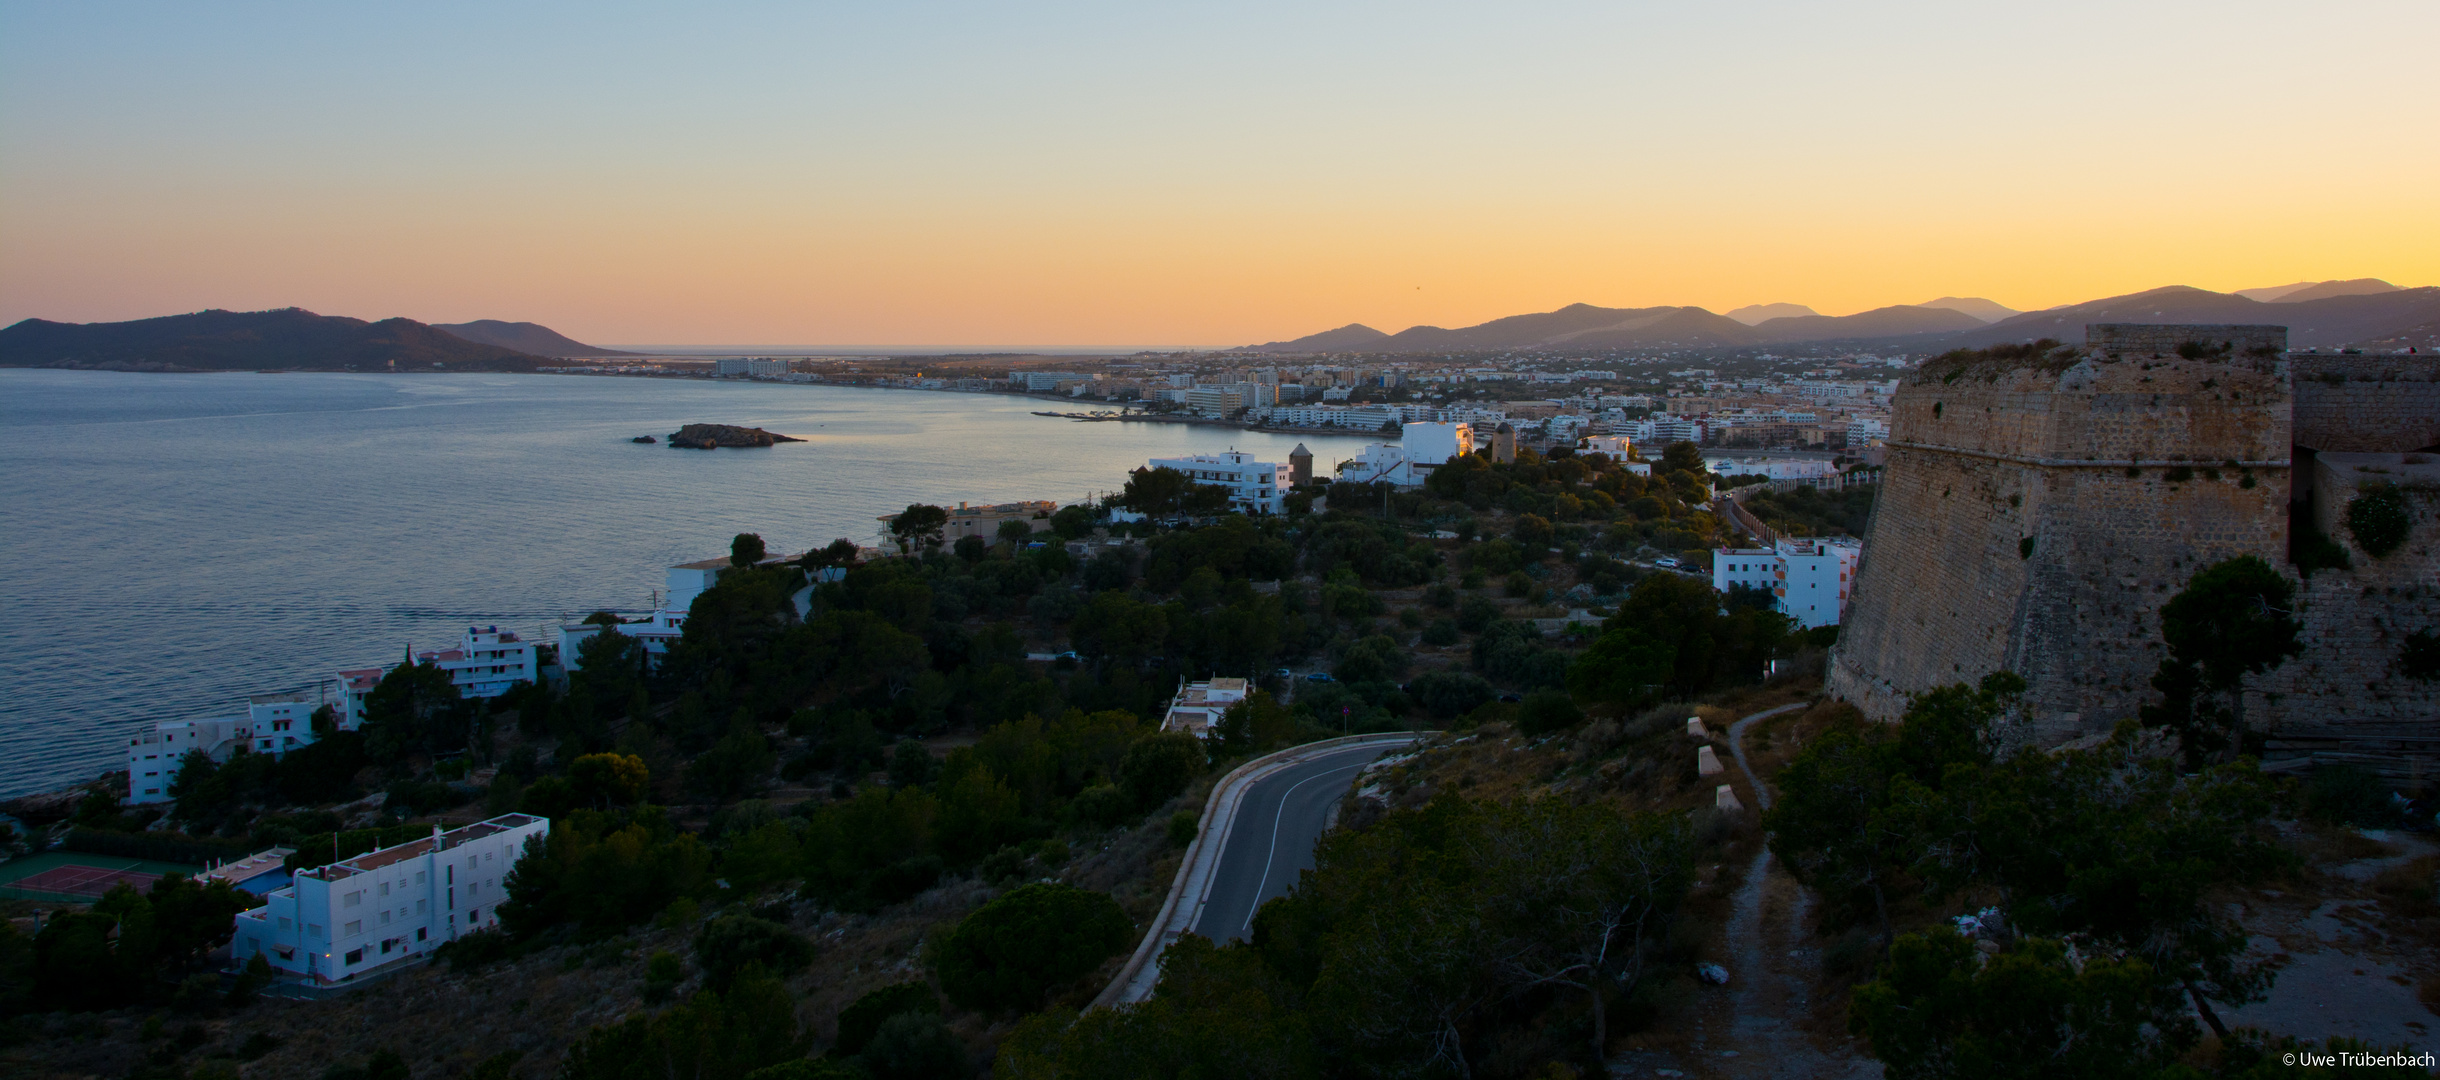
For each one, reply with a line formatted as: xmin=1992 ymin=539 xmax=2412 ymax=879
xmin=714 ymin=358 xmax=752 ymax=376
xmin=415 ymin=627 xmax=541 ymax=700
xmin=554 ymin=556 xmax=736 ymax=670
xmin=1161 ymin=677 xmax=1249 ymax=738
xmin=1706 ymin=457 xmax=1838 ymax=482
xmin=1582 ymin=435 xmax=1634 ymax=458
xmin=1146 ymin=450 xmax=1290 ymax=515
xmin=1018 ymin=371 xmax=1094 ymax=392
xmin=1710 ymin=537 xmax=1862 ymax=630
xmin=231 ymin=813 xmax=549 ymax=984
xmin=1184 ymin=386 xmax=1245 ymax=416
xmin=127 ymin=691 xmax=334 ymax=804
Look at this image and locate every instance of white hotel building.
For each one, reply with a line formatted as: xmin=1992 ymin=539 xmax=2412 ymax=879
xmin=1145 ymin=451 xmax=1290 ymax=515
xmin=1712 ymin=537 xmax=1863 ymax=630
xmin=335 ymin=626 xmax=541 ymax=729
xmin=231 ymin=813 xmax=548 ymax=984
xmin=127 ymin=691 xmax=329 ymax=804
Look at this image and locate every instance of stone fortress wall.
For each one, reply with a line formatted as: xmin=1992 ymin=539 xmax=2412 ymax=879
xmin=1829 ymin=324 xmax=2440 ymax=776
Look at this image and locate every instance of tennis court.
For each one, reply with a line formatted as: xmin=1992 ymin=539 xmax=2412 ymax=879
xmin=0 ymin=851 xmax=203 ymax=902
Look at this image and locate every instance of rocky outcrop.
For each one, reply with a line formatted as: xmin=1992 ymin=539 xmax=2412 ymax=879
xmin=666 ymin=424 xmax=803 ymax=449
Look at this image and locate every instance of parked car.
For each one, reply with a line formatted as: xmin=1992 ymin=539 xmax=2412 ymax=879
xmin=1306 ymin=672 xmax=1335 ymax=683
xmin=1654 ymin=556 xmax=1680 ymax=569
xmin=1273 ymin=668 xmax=1293 ymax=679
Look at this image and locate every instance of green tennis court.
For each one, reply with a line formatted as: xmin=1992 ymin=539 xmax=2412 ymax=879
xmin=0 ymin=851 xmax=204 ymax=902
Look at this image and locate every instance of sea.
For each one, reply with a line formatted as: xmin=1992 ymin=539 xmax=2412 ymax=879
xmin=0 ymin=369 xmax=1384 ymax=800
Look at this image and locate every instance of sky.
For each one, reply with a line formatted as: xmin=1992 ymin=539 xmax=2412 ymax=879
xmin=3 ymin=2 xmax=2435 ymax=349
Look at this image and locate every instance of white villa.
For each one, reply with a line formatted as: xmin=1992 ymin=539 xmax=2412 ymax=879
xmin=1334 ymin=422 xmax=1476 ymax=489
xmin=1712 ymin=537 xmax=1863 ymax=629
xmin=230 ymin=813 xmax=549 ymax=984
xmin=1161 ymin=677 xmax=1249 ymax=738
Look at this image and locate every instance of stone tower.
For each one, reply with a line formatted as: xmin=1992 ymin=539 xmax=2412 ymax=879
xmin=1493 ymin=422 xmax=1517 ymax=464
xmin=1828 ymin=323 xmax=2440 ymax=776
xmin=1288 ymin=443 xmax=1313 ymax=487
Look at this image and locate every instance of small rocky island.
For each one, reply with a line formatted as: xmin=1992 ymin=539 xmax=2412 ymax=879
xmin=665 ymin=423 xmax=803 ymax=449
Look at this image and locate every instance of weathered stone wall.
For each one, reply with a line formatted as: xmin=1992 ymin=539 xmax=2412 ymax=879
xmin=2292 ymin=355 xmax=2440 ymax=453
xmin=2088 ymin=323 xmax=2289 ymax=357
xmin=1831 ymin=333 xmax=2440 ymax=766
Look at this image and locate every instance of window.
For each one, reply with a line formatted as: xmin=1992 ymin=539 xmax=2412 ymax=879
xmin=278 ymin=917 xmax=292 ymax=930
xmin=378 ymin=882 xmax=390 ymax=897
xmin=415 ymin=928 xmax=428 ymax=942
xmin=416 ymin=899 xmax=427 ymax=914
xmin=469 ymin=908 xmax=482 ymax=923
xmin=379 ymin=910 xmax=391 ymax=925
xmin=415 ymin=871 xmax=426 ymax=885
xmin=344 ymin=891 xmax=362 ymax=908
xmin=380 ymin=939 xmax=393 ymax=954
xmin=344 ymin=920 xmax=361 ymax=936
xmin=308 ymin=924 xmax=323 ymax=937
xmin=345 ymin=948 xmax=363 ymax=965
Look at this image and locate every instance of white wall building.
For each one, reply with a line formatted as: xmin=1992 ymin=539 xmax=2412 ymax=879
xmin=231 ymin=813 xmax=549 ymax=984
xmin=1335 ymin=422 xmax=1475 ymax=488
xmin=555 ymin=557 xmax=735 ymax=670
xmin=1161 ymin=677 xmax=1248 ymax=738
xmin=1146 ymin=451 xmax=1290 ymax=515
xmin=1582 ymin=435 xmax=1633 ymax=458
xmin=415 ymin=627 xmax=541 ymax=700
xmin=1710 ymin=537 xmax=1862 ymax=629
xmin=126 ymin=691 xmax=333 ymax=804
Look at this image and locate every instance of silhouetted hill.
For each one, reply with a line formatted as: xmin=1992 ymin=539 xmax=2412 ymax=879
xmin=1249 ymin=323 xmax=1392 ymax=353
xmin=433 ymin=319 xmax=636 ymax=357
xmin=2266 ymin=278 xmax=2401 ymax=304
xmin=1750 ymin=304 xmax=1985 ymax=343
xmin=1941 ymin=285 xmax=2440 ymax=350
xmin=1916 ymin=297 xmax=2018 ymax=323
xmin=2233 ymin=281 xmax=2319 ymax=302
xmin=0 ymin=308 xmax=546 ymax=372
xmin=1725 ymin=302 xmax=1818 ymax=325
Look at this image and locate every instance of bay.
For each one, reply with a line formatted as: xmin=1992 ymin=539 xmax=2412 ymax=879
xmin=0 ymin=369 xmax=1381 ymax=799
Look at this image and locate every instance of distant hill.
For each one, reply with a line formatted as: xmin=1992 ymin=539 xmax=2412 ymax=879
xmin=1938 ymin=285 xmax=2440 ymax=350
xmin=2266 ymin=278 xmax=2401 ymax=304
xmin=0 ymin=308 xmax=546 ymax=372
xmin=2233 ymin=281 xmax=2319 ymax=302
xmin=433 ymin=319 xmax=637 ymax=357
xmin=1916 ymin=297 xmax=2018 ymax=323
xmin=1249 ymin=323 xmax=1392 ymax=353
xmin=1725 ymin=302 xmax=1818 ymax=325
xmin=1750 ymin=304 xmax=1985 ymax=344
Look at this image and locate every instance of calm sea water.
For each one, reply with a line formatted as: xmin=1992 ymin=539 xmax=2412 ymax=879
xmin=0 ymin=370 xmax=1381 ymax=799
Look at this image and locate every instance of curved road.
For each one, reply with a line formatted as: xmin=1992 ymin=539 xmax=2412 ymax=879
xmin=1189 ymin=741 xmax=1405 ymax=942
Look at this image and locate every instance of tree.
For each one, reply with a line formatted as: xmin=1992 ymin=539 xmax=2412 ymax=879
xmin=730 ymin=532 xmax=767 ymax=568
xmin=1658 ymin=440 xmax=1704 ymax=476
xmin=1120 ymin=467 xmax=1192 ymax=516
xmin=858 ymin=1012 xmax=970 ymax=1080
xmin=2140 ymin=555 xmax=2301 ymax=768
xmin=933 ymin=882 xmax=1133 ymax=1012
xmin=1119 ymin=733 xmax=1202 ymax=811
xmin=799 ymin=538 xmax=861 ymax=570
xmin=362 ymin=658 xmax=468 ymax=764
xmin=568 ymin=753 xmax=649 ymax=808
xmin=954 ymin=534 xmax=989 ymax=563
xmin=835 ymin=982 xmax=943 ymax=1057
xmin=887 ymin=504 xmax=948 ymax=555
xmin=1050 ymin=504 xmax=1097 ymax=540
xmin=997 ymin=518 xmax=1035 ymax=546
xmin=558 ymin=966 xmax=804 ymax=1080
xmin=1851 ymin=930 xmax=2193 ymax=1080
xmin=1565 ymin=627 xmax=1676 ymax=708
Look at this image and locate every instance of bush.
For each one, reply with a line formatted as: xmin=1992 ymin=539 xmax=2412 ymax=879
xmin=1420 ymin=619 xmax=1461 ymax=647
xmin=1516 ymin=689 xmax=1583 ymax=735
xmin=1408 ymin=671 xmax=1495 ymax=719
xmin=1167 ymin=810 xmax=1200 ymax=847
xmin=1069 ymin=783 xmax=1134 ymax=828
xmin=834 ymin=981 xmax=941 ymax=1057
xmin=859 ymin=1011 xmax=968 ymax=1080
xmin=1455 ymin=595 xmax=1501 ymax=633
xmin=2306 ymin=763 xmax=2394 ymax=826
xmin=1118 ymin=734 xmax=1201 ymax=811
xmin=932 ymin=882 xmax=1132 ymax=1012
xmin=695 ymin=916 xmax=813 ymax=990
xmin=2346 ymin=485 xmax=2413 ymax=558
xmin=643 ymin=950 xmax=682 ymax=1004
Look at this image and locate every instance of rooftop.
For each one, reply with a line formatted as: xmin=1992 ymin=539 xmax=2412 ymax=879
xmin=303 ymin=813 xmax=545 ymax=882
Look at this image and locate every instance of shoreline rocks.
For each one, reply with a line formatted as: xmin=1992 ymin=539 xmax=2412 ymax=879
xmin=666 ymin=423 xmax=804 ymax=449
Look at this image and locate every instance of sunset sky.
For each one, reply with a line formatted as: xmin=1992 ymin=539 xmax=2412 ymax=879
xmin=4 ymin=1 xmax=2434 ymax=348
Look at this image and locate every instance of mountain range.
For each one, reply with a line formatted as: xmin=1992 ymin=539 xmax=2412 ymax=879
xmin=1246 ymin=279 xmax=2432 ymax=354
xmin=0 ymin=309 xmax=547 ymax=372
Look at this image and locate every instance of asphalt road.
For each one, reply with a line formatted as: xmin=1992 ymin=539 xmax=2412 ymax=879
xmin=1189 ymin=740 xmax=1404 ymax=943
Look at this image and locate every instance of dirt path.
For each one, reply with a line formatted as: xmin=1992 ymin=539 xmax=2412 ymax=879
xmin=1694 ymin=704 xmax=1878 ymax=1079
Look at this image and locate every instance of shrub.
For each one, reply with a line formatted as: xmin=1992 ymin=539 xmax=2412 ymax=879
xmin=693 ymin=915 xmax=813 ymax=990
xmin=2346 ymin=485 xmax=2413 ymax=558
xmin=1420 ymin=618 xmax=1461 ymax=647
xmin=858 ymin=1011 xmax=968 ymax=1080
xmin=1069 ymin=783 xmax=1134 ymax=828
xmin=1167 ymin=810 xmax=1200 ymax=847
xmin=834 ymin=981 xmax=941 ymax=1057
xmin=932 ymin=882 xmax=1132 ymax=1012
xmin=643 ymin=950 xmax=682 ymax=1004
xmin=1455 ymin=594 xmax=1501 ymax=633
xmin=1117 ymin=734 xmax=1201 ymax=811
xmin=1516 ymin=689 xmax=1584 ymax=735
xmin=2305 ymin=764 xmax=2394 ymax=827
xmin=1408 ymin=670 xmax=1496 ymax=719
